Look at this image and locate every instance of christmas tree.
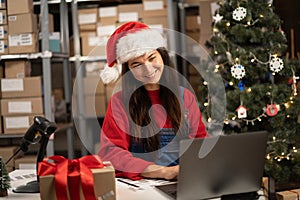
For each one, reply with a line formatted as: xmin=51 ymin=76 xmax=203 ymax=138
xmin=0 ymin=156 xmax=10 ymax=197
xmin=200 ymin=0 xmax=300 ymax=187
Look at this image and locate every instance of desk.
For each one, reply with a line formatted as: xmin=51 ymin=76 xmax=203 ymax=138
xmin=7 ymin=170 xmax=265 ymax=200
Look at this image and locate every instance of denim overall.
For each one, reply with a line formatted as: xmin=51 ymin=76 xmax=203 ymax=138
xmin=130 ymin=87 xmax=189 ymax=166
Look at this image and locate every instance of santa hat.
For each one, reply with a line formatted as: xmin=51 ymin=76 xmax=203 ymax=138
xmin=100 ymin=21 xmax=166 ymax=84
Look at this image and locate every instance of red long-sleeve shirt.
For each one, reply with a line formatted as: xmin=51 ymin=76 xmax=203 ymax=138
xmin=98 ymin=88 xmax=208 ymax=180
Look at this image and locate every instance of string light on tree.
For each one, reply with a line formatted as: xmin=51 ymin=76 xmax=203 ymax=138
xmin=203 ymin=0 xmax=300 ymax=184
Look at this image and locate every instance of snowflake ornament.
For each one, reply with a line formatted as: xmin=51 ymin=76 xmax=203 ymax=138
xmin=269 ymin=57 xmax=284 ymax=73
xmin=213 ymin=13 xmax=223 ymax=23
xmin=232 ymin=7 xmax=247 ymax=21
xmin=231 ymin=64 xmax=246 ymax=79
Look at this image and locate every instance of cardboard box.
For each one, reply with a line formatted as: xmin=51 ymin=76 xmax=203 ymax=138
xmin=199 ymin=1 xmax=214 ymax=36
xmin=39 ymin=164 xmax=116 ymax=200
xmin=0 ymin=145 xmax=22 ymax=167
xmin=96 ymin=24 xmax=116 ymax=37
xmin=0 ymin=25 xmax=8 ymax=40
xmin=99 ymin=6 xmax=118 ymax=19
xmin=0 ymin=39 xmax=8 ymax=54
xmin=142 ymin=16 xmax=168 ymax=30
xmin=186 ymin=15 xmax=200 ymax=31
xmin=143 ymin=0 xmax=167 ymax=17
xmin=0 ymin=0 xmax=6 ymax=9
xmin=0 ymin=65 xmax=3 ymax=78
xmin=85 ymin=95 xmax=106 ymax=117
xmin=78 ymin=8 xmax=98 ymax=25
xmin=83 ymin=76 xmax=105 ymax=95
xmin=39 ymin=32 xmax=61 ymax=52
xmin=276 ymin=188 xmax=300 ymax=200
xmin=81 ymin=35 xmax=107 ymax=57
xmin=183 ymin=0 xmax=200 ymax=3
xmin=14 ymin=155 xmax=36 ymax=169
xmin=79 ymin=23 xmax=97 ymax=32
xmin=118 ymin=4 xmax=143 ymax=23
xmin=98 ymin=6 xmax=118 ymax=25
xmin=1 ymin=76 xmax=42 ymax=98
xmin=99 ymin=17 xmax=117 ymax=26
xmin=1 ymin=97 xmax=44 ymax=116
xmin=8 ymin=13 xmax=37 ymax=34
xmin=0 ymin=9 xmax=7 ymax=25
xmin=8 ymin=33 xmax=39 ymax=54
xmin=38 ymin=13 xmax=54 ymax=33
xmin=4 ymin=60 xmax=31 ymax=78
xmin=80 ymin=31 xmax=96 ymax=38
xmin=7 ymin=0 xmax=33 ymax=15
xmin=3 ymin=114 xmax=36 ymax=134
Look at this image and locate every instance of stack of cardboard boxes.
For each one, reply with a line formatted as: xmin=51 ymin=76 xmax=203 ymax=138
xmin=0 ymin=1 xmax=8 ymax=55
xmin=7 ymin=0 xmax=39 ymax=54
xmin=0 ymin=60 xmax=43 ymax=134
xmin=0 ymin=60 xmax=42 ymax=171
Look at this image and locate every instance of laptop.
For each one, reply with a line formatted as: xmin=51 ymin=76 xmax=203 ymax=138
xmin=155 ymin=131 xmax=268 ymax=200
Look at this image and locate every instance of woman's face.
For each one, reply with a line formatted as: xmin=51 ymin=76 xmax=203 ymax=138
xmin=127 ymin=50 xmax=164 ymax=90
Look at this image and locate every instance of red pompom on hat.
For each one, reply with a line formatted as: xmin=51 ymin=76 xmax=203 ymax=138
xmin=100 ymin=21 xmax=166 ymax=84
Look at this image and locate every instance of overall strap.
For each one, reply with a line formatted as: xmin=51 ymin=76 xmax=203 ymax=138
xmin=179 ymin=86 xmax=189 ymax=122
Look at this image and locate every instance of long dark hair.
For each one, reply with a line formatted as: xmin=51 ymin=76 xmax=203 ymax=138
xmin=121 ymin=47 xmax=187 ymax=152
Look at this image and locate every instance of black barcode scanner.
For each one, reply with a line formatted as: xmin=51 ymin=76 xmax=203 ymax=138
xmin=20 ymin=116 xmax=57 ymax=152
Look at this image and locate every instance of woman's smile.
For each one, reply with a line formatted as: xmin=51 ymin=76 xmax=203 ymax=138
xmin=145 ymin=69 xmax=157 ymax=78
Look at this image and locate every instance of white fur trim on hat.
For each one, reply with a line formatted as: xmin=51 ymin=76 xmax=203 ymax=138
xmin=99 ymin=63 xmax=122 ymax=84
xmin=116 ymin=29 xmax=165 ymax=64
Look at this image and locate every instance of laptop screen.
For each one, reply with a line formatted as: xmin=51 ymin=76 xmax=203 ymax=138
xmin=177 ymin=131 xmax=268 ymax=200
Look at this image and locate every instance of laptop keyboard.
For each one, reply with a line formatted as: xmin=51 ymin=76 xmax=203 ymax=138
xmin=155 ymin=183 xmax=178 ymax=199
xmin=221 ymin=191 xmax=260 ymax=200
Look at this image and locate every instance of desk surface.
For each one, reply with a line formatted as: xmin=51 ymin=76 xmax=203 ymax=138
xmin=6 ymin=170 xmax=265 ymax=200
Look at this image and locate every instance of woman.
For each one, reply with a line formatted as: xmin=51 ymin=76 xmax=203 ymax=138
xmin=99 ymin=21 xmax=208 ymax=180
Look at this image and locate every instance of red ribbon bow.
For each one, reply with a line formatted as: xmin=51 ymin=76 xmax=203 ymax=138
xmin=38 ymin=155 xmax=104 ymax=200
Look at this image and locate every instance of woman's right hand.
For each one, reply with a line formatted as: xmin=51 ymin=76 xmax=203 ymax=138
xmin=141 ymin=165 xmax=179 ymax=180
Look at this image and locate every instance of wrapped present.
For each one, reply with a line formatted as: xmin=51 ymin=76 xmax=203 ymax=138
xmin=38 ymin=155 xmax=116 ymax=200
xmin=276 ymin=189 xmax=300 ymax=200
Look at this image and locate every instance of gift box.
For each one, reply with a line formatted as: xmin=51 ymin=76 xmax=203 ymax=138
xmin=38 ymin=155 xmax=116 ymax=200
xmin=276 ymin=188 xmax=300 ymax=200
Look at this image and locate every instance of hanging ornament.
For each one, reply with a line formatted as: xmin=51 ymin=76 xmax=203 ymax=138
xmin=266 ymin=104 xmax=279 ymax=116
xmin=231 ymin=64 xmax=246 ymax=79
xmin=237 ymin=81 xmax=244 ymax=91
xmin=269 ymin=57 xmax=284 ymax=73
xmin=236 ymin=105 xmax=248 ymax=118
xmin=232 ymin=7 xmax=247 ymax=21
xmin=213 ymin=13 xmax=223 ymax=23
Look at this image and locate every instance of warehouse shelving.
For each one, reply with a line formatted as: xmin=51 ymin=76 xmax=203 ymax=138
xmin=0 ymin=0 xmax=74 ymax=159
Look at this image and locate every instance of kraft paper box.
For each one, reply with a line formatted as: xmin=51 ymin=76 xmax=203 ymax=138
xmin=39 ymin=165 xmax=116 ymax=200
xmin=276 ymin=188 xmax=300 ymax=200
